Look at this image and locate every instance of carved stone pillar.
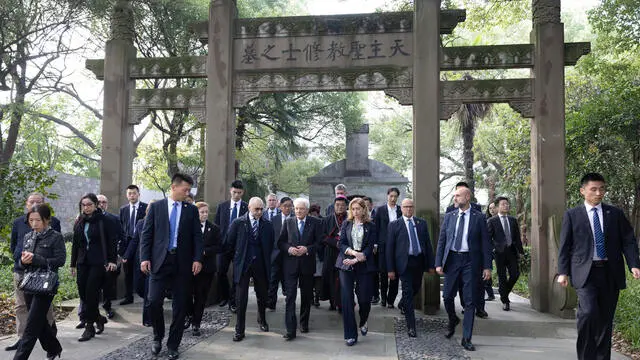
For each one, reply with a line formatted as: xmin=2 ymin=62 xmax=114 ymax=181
xmin=413 ymin=0 xmax=441 ymax=314
xmin=530 ymin=0 xmax=568 ymax=316
xmin=205 ymin=0 xmax=236 ymax=208
xmin=101 ymin=0 xmax=136 ymax=208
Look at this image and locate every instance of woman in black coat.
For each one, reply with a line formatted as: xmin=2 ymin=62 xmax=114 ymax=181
xmin=13 ymin=203 xmax=66 ymax=360
xmin=336 ymin=198 xmax=377 ymax=346
xmin=70 ymin=193 xmax=117 ymax=342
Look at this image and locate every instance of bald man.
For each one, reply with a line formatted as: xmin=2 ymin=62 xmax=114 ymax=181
xmin=436 ymin=187 xmax=492 ymax=351
xmin=224 ymin=197 xmax=274 ymax=342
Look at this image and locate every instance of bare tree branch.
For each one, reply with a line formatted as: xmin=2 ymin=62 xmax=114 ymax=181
xmin=35 ymin=112 xmax=98 ymax=151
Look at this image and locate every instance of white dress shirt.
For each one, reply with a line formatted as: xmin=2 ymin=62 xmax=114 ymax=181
xmin=388 ymin=205 xmax=398 ymax=222
xmin=453 ymin=208 xmax=470 ymax=252
xmin=403 ymin=216 xmax=422 ymax=254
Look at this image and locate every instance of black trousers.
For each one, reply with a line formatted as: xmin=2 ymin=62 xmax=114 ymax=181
xmin=399 ymin=255 xmax=424 ymax=331
xmin=191 ymin=271 xmax=215 ymax=328
xmin=495 ymin=248 xmax=520 ymax=304
xmin=235 ymin=261 xmax=269 ymax=335
xmin=283 ymin=271 xmax=314 ymax=334
xmin=268 ymin=255 xmax=285 ymax=307
xmin=122 ymin=259 xmax=134 ymax=300
xmin=381 ymin=272 xmax=399 ymax=306
xmin=13 ymin=293 xmax=61 ymax=360
xmin=575 ymin=264 xmax=619 ymax=360
xmin=216 ymin=253 xmax=236 ymax=306
xmin=102 ymin=268 xmax=118 ymax=310
xmin=340 ymin=269 xmax=372 ymax=340
xmin=148 ymin=254 xmax=193 ymax=351
xmin=77 ymin=264 xmax=106 ymax=324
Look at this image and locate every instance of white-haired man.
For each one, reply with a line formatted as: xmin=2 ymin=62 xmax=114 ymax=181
xmin=325 ymin=184 xmax=347 ymax=217
xmin=277 ymin=198 xmax=322 ymax=340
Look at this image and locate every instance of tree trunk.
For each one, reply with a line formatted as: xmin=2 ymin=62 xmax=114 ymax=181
xmin=196 ymin=126 xmax=206 ymax=200
xmin=461 ymin=118 xmax=476 ymax=194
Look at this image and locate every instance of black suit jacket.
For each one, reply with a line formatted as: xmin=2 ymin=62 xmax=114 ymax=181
xmin=140 ymin=199 xmax=203 ymax=274
xmin=487 ymin=215 xmax=523 ymax=254
xmin=277 ymin=216 xmax=322 ymax=276
xmin=386 ymin=217 xmax=435 ymax=275
xmin=373 ymin=204 xmax=402 ymax=272
xmin=119 ymin=202 xmax=148 ymax=257
xmin=201 ymin=220 xmax=222 ymax=273
xmin=225 ymin=214 xmax=274 ymax=283
xmin=270 ymin=213 xmax=289 ymax=262
xmin=214 ymin=200 xmax=248 ymax=238
xmin=558 ymin=203 xmax=640 ymax=290
xmin=337 ymin=221 xmax=378 ymax=273
xmin=435 ymin=208 xmax=492 ymax=272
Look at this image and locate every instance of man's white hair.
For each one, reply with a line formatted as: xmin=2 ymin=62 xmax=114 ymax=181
xmin=249 ymin=197 xmax=264 ymax=207
xmin=334 ymin=184 xmax=346 ymax=192
xmin=293 ymin=197 xmax=310 ymax=209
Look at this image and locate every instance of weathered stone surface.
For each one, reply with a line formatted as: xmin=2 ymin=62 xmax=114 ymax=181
xmin=193 ymin=10 xmax=466 ymax=43
xmin=395 ymin=318 xmax=470 ymax=360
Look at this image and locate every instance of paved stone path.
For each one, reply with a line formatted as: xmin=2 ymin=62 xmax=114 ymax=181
xmin=0 ymin=290 xmax=630 ymax=360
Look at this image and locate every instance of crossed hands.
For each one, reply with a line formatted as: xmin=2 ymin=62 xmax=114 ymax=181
xmin=288 ymin=246 xmax=308 ymax=256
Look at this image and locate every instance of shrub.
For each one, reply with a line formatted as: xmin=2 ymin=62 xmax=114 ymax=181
xmin=614 ymin=270 xmax=640 ymax=350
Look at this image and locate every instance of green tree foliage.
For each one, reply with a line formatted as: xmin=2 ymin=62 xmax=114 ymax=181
xmin=589 ymin=0 xmax=640 ymax=52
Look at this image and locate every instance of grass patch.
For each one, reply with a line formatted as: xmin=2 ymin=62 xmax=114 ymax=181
xmin=614 ymin=271 xmax=640 ymax=350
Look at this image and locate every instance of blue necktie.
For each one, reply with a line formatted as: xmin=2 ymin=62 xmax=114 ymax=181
xmin=129 ymin=205 xmax=136 ymax=236
xmin=453 ymin=212 xmax=465 ymax=251
xmin=592 ymin=208 xmax=606 ymax=259
xmin=298 ymin=220 xmax=305 ymax=237
xmin=230 ymin=203 xmax=238 ymax=222
xmin=168 ymin=202 xmax=178 ymax=250
xmin=408 ymin=219 xmax=420 ymax=255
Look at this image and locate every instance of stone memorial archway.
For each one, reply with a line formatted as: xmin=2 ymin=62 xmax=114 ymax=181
xmin=88 ymin=0 xmax=589 ymax=316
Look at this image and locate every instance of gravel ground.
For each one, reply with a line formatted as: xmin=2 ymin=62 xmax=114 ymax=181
xmin=395 ymin=317 xmax=471 ymax=360
xmin=97 ymin=309 xmax=230 ymax=360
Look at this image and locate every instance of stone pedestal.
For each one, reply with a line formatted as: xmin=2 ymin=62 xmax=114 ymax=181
xmin=412 ymin=0 xmax=441 ymax=314
xmin=205 ymin=0 xmax=236 ymax=209
xmin=529 ymin=0 xmax=568 ymax=316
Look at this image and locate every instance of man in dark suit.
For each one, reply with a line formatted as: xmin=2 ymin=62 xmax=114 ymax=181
xmin=277 ymin=197 xmax=322 ymax=340
xmin=140 ymin=173 xmax=203 ymax=360
xmin=265 ymin=193 xmax=281 ymax=221
xmin=436 ymin=186 xmax=492 ymax=351
xmin=95 ymin=194 xmax=124 ymax=319
xmin=118 ymin=184 xmax=148 ymax=305
xmin=324 ymin=183 xmax=347 ymax=217
xmin=487 ymin=196 xmax=523 ymax=311
xmin=558 ymin=172 xmax=640 ymax=360
xmin=446 ymin=181 xmax=485 ymax=317
xmin=372 ymin=187 xmax=402 ymax=308
xmin=267 ymin=197 xmax=293 ymax=310
xmin=225 ymin=197 xmax=274 ymax=341
xmin=386 ymin=199 xmax=435 ymax=337
xmin=214 ymin=180 xmax=248 ymax=311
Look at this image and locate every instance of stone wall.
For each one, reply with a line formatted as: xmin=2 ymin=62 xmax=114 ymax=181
xmin=45 ymin=172 xmax=164 ymax=234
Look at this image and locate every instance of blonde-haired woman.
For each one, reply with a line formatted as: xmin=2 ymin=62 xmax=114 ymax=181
xmin=336 ymin=197 xmax=377 ymax=346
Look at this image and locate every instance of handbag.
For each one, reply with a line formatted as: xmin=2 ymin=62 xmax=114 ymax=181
xmin=19 ymin=232 xmax=59 ymax=296
xmin=19 ymin=267 xmax=59 ymax=296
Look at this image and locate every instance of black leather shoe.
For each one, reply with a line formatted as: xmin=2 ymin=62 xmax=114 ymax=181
xmin=283 ymin=333 xmax=296 ymax=341
xmin=360 ymin=322 xmax=368 ymax=336
xmin=486 ymin=295 xmax=496 ymax=301
xmin=300 ymin=326 xmax=309 ymax=333
xmin=229 ymin=304 xmax=237 ymax=313
xmin=260 ymin=322 xmax=270 ymax=332
xmin=96 ymin=315 xmax=107 ymax=334
xmin=218 ymin=299 xmax=228 ymax=307
xmin=78 ymin=326 xmax=95 ymax=342
xmin=461 ymin=338 xmax=476 ymax=351
xmin=75 ymin=321 xmax=86 ymax=329
xmin=345 ymin=338 xmax=357 ymax=346
xmin=387 ymin=303 xmax=394 ymax=309
xmin=105 ymin=309 xmax=115 ymax=319
xmin=371 ymin=296 xmax=380 ymax=304
xmin=151 ymin=340 xmax=161 ymax=355
xmin=445 ymin=316 xmax=460 ymax=339
xmin=168 ymin=348 xmax=179 ymax=360
xmin=143 ymin=321 xmax=152 ymax=327
xmin=46 ymin=350 xmax=62 ymax=360
xmin=503 ymin=303 xmax=511 ymax=311
xmin=192 ymin=326 xmax=201 ymax=337
xmin=184 ymin=315 xmax=192 ymax=329
xmin=233 ymin=332 xmax=245 ymax=342
xmin=4 ymin=340 xmax=19 ymax=351
xmin=407 ymin=328 xmax=417 ymax=337
xmin=119 ymin=298 xmax=134 ymax=306
xmin=381 ymin=299 xmax=387 ymax=307
xmin=476 ymin=310 xmax=488 ymax=318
